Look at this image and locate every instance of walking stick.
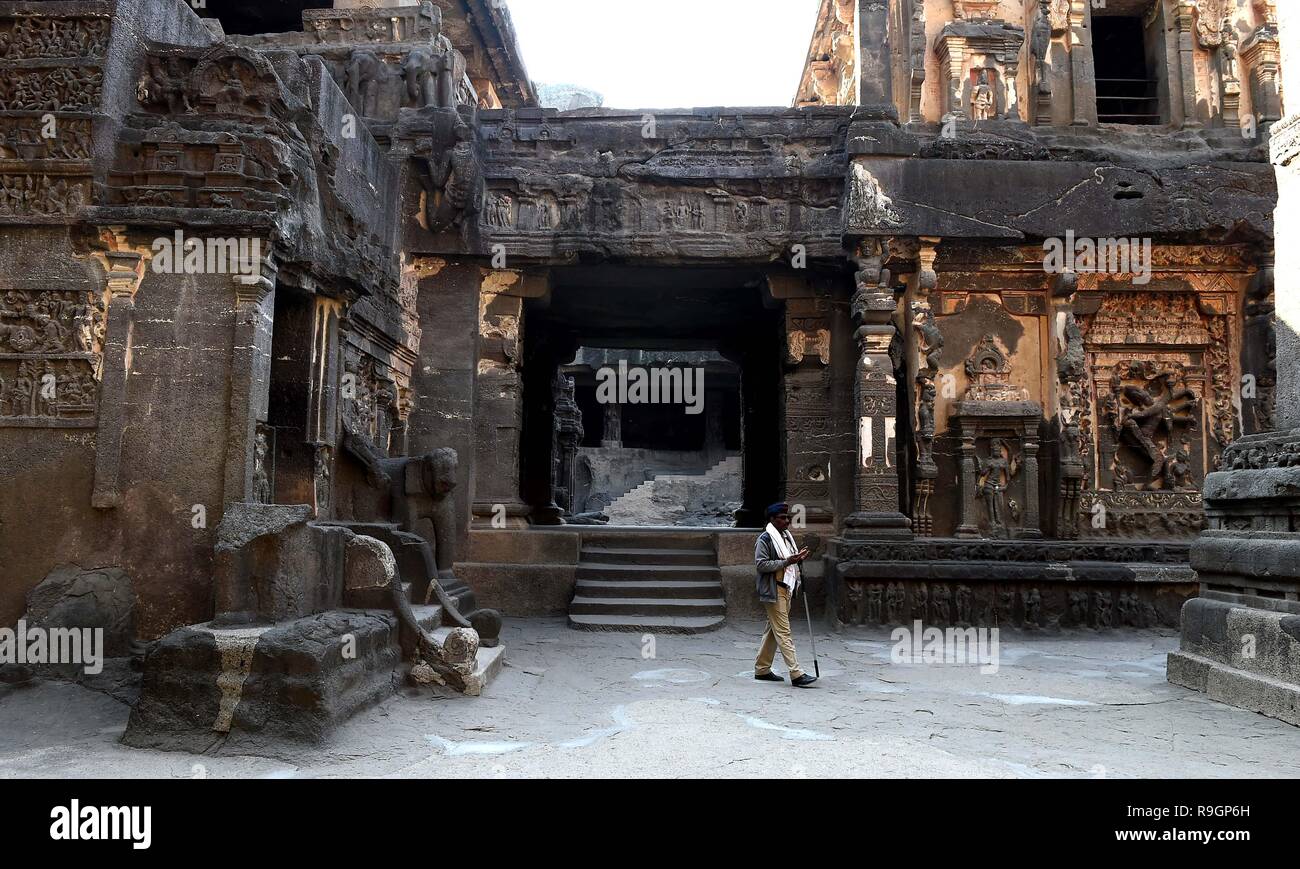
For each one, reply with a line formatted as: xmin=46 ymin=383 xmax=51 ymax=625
xmin=799 ymin=579 xmax=820 ymax=679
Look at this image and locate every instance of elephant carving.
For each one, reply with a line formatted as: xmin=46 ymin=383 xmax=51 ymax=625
xmin=342 ymin=426 xmax=502 ymax=646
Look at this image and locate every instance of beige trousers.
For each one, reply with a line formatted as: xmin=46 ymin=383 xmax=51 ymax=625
xmin=755 ymin=585 xmax=804 ymax=679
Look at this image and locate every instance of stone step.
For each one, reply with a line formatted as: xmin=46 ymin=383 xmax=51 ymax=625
xmin=430 ymin=627 xmax=505 ymax=697
xmin=579 ymin=546 xmax=716 ymax=565
xmin=411 ymin=603 xmax=444 ymax=632
xmin=580 ymin=530 xmax=717 ymax=550
xmin=575 ymin=579 xmax=724 ymax=599
xmin=567 ymin=613 xmax=727 ymax=634
xmin=575 ymin=563 xmax=720 ymax=581
xmin=570 ymin=596 xmax=726 ymax=616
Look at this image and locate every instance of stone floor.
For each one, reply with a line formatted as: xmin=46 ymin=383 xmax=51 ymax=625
xmin=2 ymin=618 xmax=1298 ymax=778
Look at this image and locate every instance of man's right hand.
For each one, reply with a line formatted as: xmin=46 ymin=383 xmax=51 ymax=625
xmin=785 ymin=548 xmax=811 ymax=566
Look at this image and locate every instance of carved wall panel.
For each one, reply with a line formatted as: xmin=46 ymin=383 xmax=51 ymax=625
xmin=1076 ymin=288 xmax=1238 ymax=538
xmin=0 ymin=9 xmax=104 ymax=222
xmin=0 ymin=288 xmax=106 ymax=427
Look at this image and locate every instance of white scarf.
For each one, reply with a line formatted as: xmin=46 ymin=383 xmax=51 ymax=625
xmin=765 ymin=523 xmax=800 ymax=592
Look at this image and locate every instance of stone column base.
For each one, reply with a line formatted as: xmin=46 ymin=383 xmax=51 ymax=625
xmin=1167 ymin=597 xmax=1300 ymax=727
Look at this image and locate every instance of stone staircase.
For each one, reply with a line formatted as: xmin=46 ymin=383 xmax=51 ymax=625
xmin=568 ymin=530 xmax=726 ymax=633
xmin=604 ymin=455 xmax=742 ymax=526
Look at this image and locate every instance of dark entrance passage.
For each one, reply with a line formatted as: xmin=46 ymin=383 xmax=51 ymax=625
xmin=1093 ymin=8 xmax=1163 ymax=125
xmin=520 ymin=266 xmax=784 ymax=528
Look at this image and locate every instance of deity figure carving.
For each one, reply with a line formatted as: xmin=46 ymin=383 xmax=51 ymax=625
xmin=253 ymin=429 xmax=272 ymax=504
xmin=1031 ymin=0 xmax=1052 ymax=95
xmin=977 ymin=437 xmax=1019 ymax=537
xmin=972 ymin=69 xmax=996 ymax=121
xmin=137 ymin=55 xmax=192 ymax=114
xmin=424 ymin=123 xmax=480 ymax=233
xmin=1110 ymin=367 xmax=1200 ymax=490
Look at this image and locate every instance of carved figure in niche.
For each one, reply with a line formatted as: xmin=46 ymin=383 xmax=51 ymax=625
xmin=911 ymin=585 xmax=928 ymax=621
xmin=866 ymin=584 xmax=883 ymax=623
xmin=913 ymin=303 xmax=943 ymax=375
xmin=314 ymin=444 xmax=332 ymax=515
xmin=424 ymin=124 xmax=480 ymax=233
xmin=1093 ymin=591 xmax=1113 ymax=629
xmin=1024 ymin=588 xmax=1041 ymax=627
xmin=885 ymin=582 xmax=905 ymax=623
xmin=996 ymin=589 xmax=1015 ymax=625
xmin=963 ymin=335 xmax=1027 ymax=402
xmin=976 ymin=438 xmax=1019 ymax=537
xmin=252 ymin=430 xmax=272 ymax=504
xmin=485 ymin=193 xmax=512 ymax=228
xmin=10 ymin=362 xmax=33 ymax=416
xmin=1220 ymin=19 xmax=1241 ymax=83
xmin=1031 ymin=0 xmax=1052 ymax=95
xmin=33 ymin=361 xmax=54 ymax=416
xmin=1068 ymin=590 xmax=1089 ymax=625
xmin=844 ymin=581 xmax=865 ymax=624
xmin=345 ymin=50 xmax=393 ymax=118
xmin=1164 ymin=445 xmax=1194 ymax=491
xmin=916 ymin=381 xmax=936 ymax=466
xmin=138 ymin=56 xmax=192 ymax=114
xmin=1112 ymin=369 xmax=1199 ymax=489
xmin=972 ymin=69 xmax=996 ymax=121
xmin=931 ymin=585 xmax=951 ymax=624
xmin=955 ymin=585 xmax=972 ymax=625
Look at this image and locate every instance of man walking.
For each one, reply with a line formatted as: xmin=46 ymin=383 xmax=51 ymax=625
xmin=754 ymin=503 xmax=817 ymax=687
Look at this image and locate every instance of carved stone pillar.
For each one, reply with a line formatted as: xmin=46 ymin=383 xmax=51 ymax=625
xmin=776 ymin=275 xmax=835 ymax=530
xmin=471 ymin=269 xmax=542 ymax=528
xmin=222 ymin=246 xmax=276 ymax=506
xmin=844 ymin=243 xmax=911 ymax=539
xmin=1174 ymin=3 xmax=1202 ymax=127
xmin=1030 ymin=0 xmax=1053 ymax=126
xmin=857 ymin=0 xmax=896 ymax=119
xmin=552 ymin=370 xmax=583 ymax=515
xmin=1241 ymin=25 xmax=1282 ymax=125
xmin=90 ymin=233 xmax=146 ymax=509
xmin=908 ymin=0 xmax=926 ymax=123
xmin=1069 ymin=0 xmax=1098 ymax=126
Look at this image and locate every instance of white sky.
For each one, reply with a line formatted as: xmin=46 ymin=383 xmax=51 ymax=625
xmin=506 ymin=0 xmax=824 ymax=110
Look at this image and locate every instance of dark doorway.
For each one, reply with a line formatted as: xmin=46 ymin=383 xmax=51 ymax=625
xmin=1093 ymin=14 xmax=1161 ymax=124
xmin=520 ymin=267 xmax=783 ymax=528
xmin=195 ymin=1 xmax=330 ymax=36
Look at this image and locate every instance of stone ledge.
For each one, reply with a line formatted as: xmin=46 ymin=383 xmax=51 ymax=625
xmin=1168 ymin=650 xmax=1300 ymax=727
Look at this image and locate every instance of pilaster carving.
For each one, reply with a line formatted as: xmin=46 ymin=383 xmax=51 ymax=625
xmin=88 ymin=231 xmax=147 ymax=508
xmin=844 ymin=241 xmax=910 ymax=538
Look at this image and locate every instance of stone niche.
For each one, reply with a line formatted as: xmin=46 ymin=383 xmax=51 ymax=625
xmin=934 ymin=17 xmax=1026 ymax=121
xmin=951 ymin=335 xmax=1043 ymax=539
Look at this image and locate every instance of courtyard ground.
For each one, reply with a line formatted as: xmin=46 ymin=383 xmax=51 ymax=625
xmin=1 ymin=618 xmax=1298 ymax=778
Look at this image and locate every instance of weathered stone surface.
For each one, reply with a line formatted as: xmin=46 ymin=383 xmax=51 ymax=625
xmin=122 ymin=611 xmax=401 ymax=750
xmin=25 ymin=564 xmax=135 ymax=657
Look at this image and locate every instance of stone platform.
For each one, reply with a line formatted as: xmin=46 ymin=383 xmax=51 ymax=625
xmin=123 ymin=605 xmax=504 ymax=752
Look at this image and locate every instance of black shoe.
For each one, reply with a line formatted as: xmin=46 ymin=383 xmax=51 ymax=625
xmin=791 ymin=673 xmax=818 ymax=688
xmin=754 ymin=672 xmax=785 ymax=682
